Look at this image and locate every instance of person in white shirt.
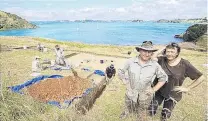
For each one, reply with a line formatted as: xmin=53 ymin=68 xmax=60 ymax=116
xmin=54 ymin=45 xmax=66 ymax=66
xmin=32 ymin=56 xmax=41 ymax=72
xmin=37 ymin=43 xmax=44 ymax=52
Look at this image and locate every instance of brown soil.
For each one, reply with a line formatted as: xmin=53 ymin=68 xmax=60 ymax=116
xmin=27 ymin=76 xmax=91 ymax=103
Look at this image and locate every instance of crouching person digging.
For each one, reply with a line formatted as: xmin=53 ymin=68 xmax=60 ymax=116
xmin=118 ymin=41 xmax=168 ymax=120
xmin=105 ymin=64 xmax=116 ymax=85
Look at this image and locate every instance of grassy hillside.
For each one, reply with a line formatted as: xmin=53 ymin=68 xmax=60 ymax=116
xmin=0 ymin=10 xmax=37 ymax=30
xmin=0 ymin=36 xmax=207 ymax=121
xmin=196 ymin=33 xmax=207 ymax=49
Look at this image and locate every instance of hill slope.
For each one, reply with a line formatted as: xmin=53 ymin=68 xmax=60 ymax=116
xmin=0 ymin=10 xmax=37 ymax=30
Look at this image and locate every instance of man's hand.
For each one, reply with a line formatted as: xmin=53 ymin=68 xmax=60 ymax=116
xmin=118 ymin=69 xmax=128 ymax=85
xmin=145 ymin=88 xmax=155 ymax=96
xmin=173 ymin=86 xmax=190 ymax=93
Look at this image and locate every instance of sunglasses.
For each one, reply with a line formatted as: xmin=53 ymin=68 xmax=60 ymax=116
xmin=170 ymin=42 xmax=179 ymax=47
xmin=143 ymin=41 xmax=153 ymax=44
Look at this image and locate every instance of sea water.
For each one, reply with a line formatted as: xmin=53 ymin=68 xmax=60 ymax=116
xmin=0 ymin=21 xmax=191 ymax=45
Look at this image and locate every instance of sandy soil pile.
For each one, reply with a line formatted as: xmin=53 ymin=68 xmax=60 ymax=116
xmin=27 ymin=76 xmax=91 ymax=103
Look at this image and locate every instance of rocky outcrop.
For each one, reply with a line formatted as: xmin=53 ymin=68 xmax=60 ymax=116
xmin=174 ymin=34 xmax=184 ymax=38
xmin=176 ymin=24 xmax=207 ymax=50
xmin=183 ymin=24 xmax=207 ymax=42
xmin=0 ymin=10 xmax=37 ymax=30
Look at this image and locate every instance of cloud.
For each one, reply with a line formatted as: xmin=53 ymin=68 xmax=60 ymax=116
xmin=157 ymin=0 xmax=179 ymax=5
xmin=115 ymin=8 xmax=127 ymax=13
xmin=1 ymin=0 xmax=206 ymax=21
xmin=79 ymin=8 xmax=99 ymax=13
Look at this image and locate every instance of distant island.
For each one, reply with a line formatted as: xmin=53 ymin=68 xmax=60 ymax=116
xmin=156 ymin=17 xmax=207 ymax=23
xmin=131 ymin=20 xmax=143 ymax=22
xmin=0 ymin=10 xmax=37 ymax=30
xmin=70 ymin=18 xmax=206 ymax=23
xmin=69 ymin=19 xmax=143 ymax=23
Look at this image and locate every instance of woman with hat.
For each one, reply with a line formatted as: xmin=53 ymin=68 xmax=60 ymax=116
xmin=118 ymin=41 xmax=168 ymax=120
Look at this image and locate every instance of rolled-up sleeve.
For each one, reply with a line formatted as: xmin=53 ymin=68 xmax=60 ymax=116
xmin=118 ymin=59 xmax=131 ymax=83
xmin=155 ymin=63 xmax=168 ymax=82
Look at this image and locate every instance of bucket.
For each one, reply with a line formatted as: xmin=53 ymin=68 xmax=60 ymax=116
xmin=23 ymin=46 xmax=27 ymax=49
xmin=100 ymin=60 xmax=104 ymax=64
xmin=43 ymin=48 xmax=48 ymax=52
xmin=51 ymin=60 xmax=55 ymax=66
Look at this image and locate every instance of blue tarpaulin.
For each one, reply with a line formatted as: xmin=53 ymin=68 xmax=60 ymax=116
xmin=94 ymin=70 xmax=105 ymax=76
xmin=9 ymin=75 xmax=92 ymax=108
xmin=81 ymin=68 xmax=91 ymax=71
xmin=9 ymin=75 xmax=63 ymax=94
xmin=81 ymin=68 xmax=105 ymax=76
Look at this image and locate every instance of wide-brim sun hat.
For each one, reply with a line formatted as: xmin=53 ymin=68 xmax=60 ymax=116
xmin=135 ymin=41 xmax=158 ymax=52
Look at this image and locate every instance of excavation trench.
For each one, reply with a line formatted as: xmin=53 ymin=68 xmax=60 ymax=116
xmin=27 ymin=70 xmax=107 ymax=114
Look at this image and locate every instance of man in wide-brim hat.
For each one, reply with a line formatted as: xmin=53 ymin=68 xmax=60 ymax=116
xmin=135 ymin=40 xmax=158 ymax=52
xmin=118 ymin=41 xmax=168 ymax=120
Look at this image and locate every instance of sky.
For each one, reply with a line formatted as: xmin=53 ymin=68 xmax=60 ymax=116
xmin=0 ymin=0 xmax=207 ymax=21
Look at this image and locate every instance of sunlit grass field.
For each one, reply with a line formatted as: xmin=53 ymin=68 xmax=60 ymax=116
xmin=0 ymin=36 xmax=207 ymax=121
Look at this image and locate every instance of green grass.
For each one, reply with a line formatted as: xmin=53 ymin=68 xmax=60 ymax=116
xmin=0 ymin=36 xmax=207 ymax=121
xmin=196 ymin=34 xmax=207 ymax=50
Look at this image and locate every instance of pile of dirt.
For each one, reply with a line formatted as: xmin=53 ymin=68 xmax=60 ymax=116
xmin=27 ymin=76 xmax=91 ymax=103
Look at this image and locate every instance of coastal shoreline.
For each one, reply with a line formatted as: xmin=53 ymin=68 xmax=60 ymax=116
xmin=0 ymin=36 xmax=206 ymax=52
